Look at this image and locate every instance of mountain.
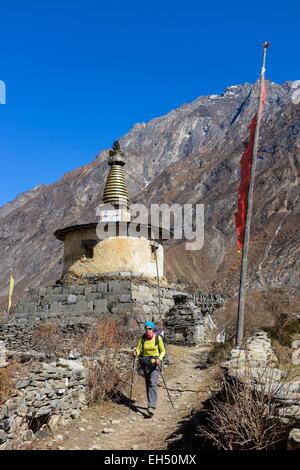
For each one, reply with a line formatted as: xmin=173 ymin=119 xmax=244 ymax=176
xmin=0 ymin=80 xmax=300 ymax=307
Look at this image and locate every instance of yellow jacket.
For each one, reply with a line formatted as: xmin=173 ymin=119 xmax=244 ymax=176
xmin=136 ymin=334 xmax=166 ymax=361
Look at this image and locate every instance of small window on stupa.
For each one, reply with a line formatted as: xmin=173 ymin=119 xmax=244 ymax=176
xmin=81 ymin=240 xmax=97 ymax=259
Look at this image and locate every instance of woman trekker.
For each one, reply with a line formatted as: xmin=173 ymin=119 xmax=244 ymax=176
xmin=134 ymin=321 xmax=166 ymax=417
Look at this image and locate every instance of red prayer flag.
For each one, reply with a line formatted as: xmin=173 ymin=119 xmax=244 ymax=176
xmin=235 ymin=81 xmax=266 ymax=251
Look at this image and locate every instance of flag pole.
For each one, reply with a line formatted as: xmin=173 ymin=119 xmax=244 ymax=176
xmin=236 ymin=42 xmax=270 ymax=347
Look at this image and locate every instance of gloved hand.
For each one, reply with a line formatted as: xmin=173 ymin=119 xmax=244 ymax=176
xmin=156 ymin=359 xmax=161 ymax=366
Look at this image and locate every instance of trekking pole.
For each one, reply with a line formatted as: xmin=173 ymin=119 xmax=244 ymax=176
xmin=128 ymin=355 xmax=136 ymax=414
xmin=158 ymin=364 xmax=174 ymax=408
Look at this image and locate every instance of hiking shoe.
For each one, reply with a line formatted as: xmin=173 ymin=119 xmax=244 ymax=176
xmin=147 ymin=407 xmax=155 ymax=417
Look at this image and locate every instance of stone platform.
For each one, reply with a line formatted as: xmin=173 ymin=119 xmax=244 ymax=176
xmin=0 ymin=276 xmax=226 ymax=351
xmin=0 ymin=277 xmax=177 ymax=351
xmin=11 ymin=278 xmax=176 ymax=324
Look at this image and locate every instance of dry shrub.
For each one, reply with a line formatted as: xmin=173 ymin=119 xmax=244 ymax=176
xmin=86 ymin=350 xmax=131 ymax=405
xmin=79 ymin=317 xmax=122 ymax=357
xmin=31 ymin=323 xmax=64 ymax=358
xmin=0 ymin=368 xmax=15 ymax=404
xmin=272 ymin=340 xmax=292 ymax=366
xmin=0 ymin=362 xmax=21 ymax=404
xmin=77 ymin=316 xmax=135 ymax=404
xmin=199 ymin=366 xmax=298 ymax=450
xmin=214 ymin=289 xmax=300 ymax=346
xmin=78 ymin=315 xmax=139 ymax=357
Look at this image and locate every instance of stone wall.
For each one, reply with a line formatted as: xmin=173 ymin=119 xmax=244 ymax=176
xmin=0 ymin=358 xmax=87 ymax=450
xmin=221 ymin=331 xmax=300 ymax=450
xmin=1 ymin=277 xmax=227 ymax=353
xmin=164 ymin=293 xmax=225 ymax=346
xmin=0 ymin=279 xmax=176 ymax=352
xmin=0 ymin=340 xmax=7 ymax=366
xmin=1 ymin=280 xmax=226 ymax=351
xmin=11 ymin=278 xmax=175 ymax=323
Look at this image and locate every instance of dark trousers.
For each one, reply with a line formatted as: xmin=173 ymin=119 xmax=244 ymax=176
xmin=143 ymin=364 xmax=159 ymax=409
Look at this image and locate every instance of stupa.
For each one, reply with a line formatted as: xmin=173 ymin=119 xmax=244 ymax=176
xmin=9 ymin=142 xmax=177 ymax=330
xmin=54 ymin=141 xmax=165 ymax=282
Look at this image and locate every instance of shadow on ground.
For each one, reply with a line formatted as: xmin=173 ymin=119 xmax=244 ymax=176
xmin=108 ymin=390 xmax=149 ymax=418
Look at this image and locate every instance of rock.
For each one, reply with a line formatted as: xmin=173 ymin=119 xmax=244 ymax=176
xmin=48 ymin=415 xmax=61 ymax=430
xmin=35 ymin=406 xmax=52 ymax=417
xmin=0 ymin=341 xmax=7 ymax=366
xmin=43 ymin=364 xmax=59 ymax=374
xmin=292 ymin=339 xmax=300 ymax=349
xmin=102 ymin=428 xmax=114 ymax=434
xmin=57 ymin=358 xmax=84 ymax=373
xmin=223 ymin=332 xmax=280 ymax=377
xmin=16 ymin=377 xmax=32 ymax=389
xmin=68 ymin=350 xmax=80 ymax=360
xmin=0 ymin=430 xmax=8 ymax=444
xmin=288 ymin=428 xmax=300 ymax=450
xmin=36 ymin=428 xmax=50 ymax=439
xmin=164 ymin=355 xmax=173 ymax=365
xmin=278 ymin=406 xmax=300 ymax=420
xmin=67 ymin=294 xmax=77 ymax=304
xmin=78 ymin=393 xmax=86 ymax=403
xmin=131 ymin=445 xmax=139 ymax=450
xmin=110 ymin=419 xmax=121 ymax=425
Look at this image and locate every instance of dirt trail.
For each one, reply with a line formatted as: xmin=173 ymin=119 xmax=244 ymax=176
xmin=42 ymin=345 xmax=215 ymax=450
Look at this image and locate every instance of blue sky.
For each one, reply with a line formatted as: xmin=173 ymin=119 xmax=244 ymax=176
xmin=0 ymin=0 xmax=299 ymax=206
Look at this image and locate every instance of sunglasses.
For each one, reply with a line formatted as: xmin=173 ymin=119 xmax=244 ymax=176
xmin=145 ymin=327 xmax=153 ymax=331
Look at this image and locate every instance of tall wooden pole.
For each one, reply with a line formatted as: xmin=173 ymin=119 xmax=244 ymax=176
xmin=236 ymin=42 xmax=270 ymax=347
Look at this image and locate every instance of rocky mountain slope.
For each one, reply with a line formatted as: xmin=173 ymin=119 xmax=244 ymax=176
xmin=0 ymin=80 xmax=299 ymax=307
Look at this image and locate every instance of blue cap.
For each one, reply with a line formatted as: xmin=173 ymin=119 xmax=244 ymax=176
xmin=144 ymin=321 xmax=155 ymax=329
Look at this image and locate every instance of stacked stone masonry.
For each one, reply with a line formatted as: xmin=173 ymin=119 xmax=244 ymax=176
xmin=0 ymin=282 xmax=226 ymax=352
xmin=222 ymin=331 xmax=300 ymax=450
xmin=0 ymin=358 xmax=87 ymax=449
xmin=164 ymin=293 xmax=225 ymax=346
xmin=0 ymin=280 xmax=177 ymax=352
xmin=11 ymin=280 xmax=176 ymax=325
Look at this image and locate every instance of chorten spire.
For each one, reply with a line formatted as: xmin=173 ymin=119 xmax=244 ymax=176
xmin=103 ymin=141 xmax=129 ymax=207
